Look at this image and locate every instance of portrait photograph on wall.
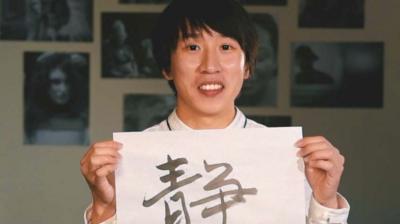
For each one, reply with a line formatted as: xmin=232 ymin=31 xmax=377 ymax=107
xmin=24 ymin=52 xmax=90 ymax=145
xmin=102 ymin=13 xmax=161 ymax=78
xmin=247 ymin=115 xmax=292 ymax=127
xmin=236 ymin=13 xmax=278 ymax=107
xmin=298 ymin=0 xmax=365 ymax=28
xmin=291 ymin=42 xmax=384 ymax=108
xmin=124 ymin=94 xmax=176 ymax=131
xmin=0 ymin=0 xmax=93 ymax=41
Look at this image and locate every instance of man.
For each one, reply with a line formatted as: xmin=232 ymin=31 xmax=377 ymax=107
xmin=294 ymin=45 xmax=335 ymax=85
xmin=80 ymin=0 xmax=349 ymax=223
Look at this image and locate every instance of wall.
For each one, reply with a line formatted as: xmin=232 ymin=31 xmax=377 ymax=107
xmin=0 ymin=0 xmax=399 ymax=223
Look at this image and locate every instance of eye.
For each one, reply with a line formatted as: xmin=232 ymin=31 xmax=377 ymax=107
xmin=50 ymin=78 xmax=62 ymax=85
xmin=221 ymin=44 xmax=233 ymax=51
xmin=187 ymin=44 xmax=200 ymax=51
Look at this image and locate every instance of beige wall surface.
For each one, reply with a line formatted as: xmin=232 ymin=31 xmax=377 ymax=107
xmin=1 ymin=0 xmax=399 ymax=223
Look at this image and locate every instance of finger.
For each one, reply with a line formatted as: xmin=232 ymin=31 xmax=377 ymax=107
xmin=303 ymin=149 xmax=336 ymax=162
xmin=308 ymin=160 xmax=333 ymax=171
xmin=91 ymin=147 xmax=122 ymax=158
xmin=92 ymin=141 xmax=123 ymax=149
xmin=81 ymin=145 xmax=92 ymax=161
xmin=296 ymin=136 xmax=331 ymax=148
xmin=308 ymin=160 xmax=340 ymax=176
xmin=81 ymin=150 xmax=120 ymax=172
xmin=96 ymin=164 xmax=118 ymax=177
xmin=107 ymin=172 xmax=116 ymax=186
xmin=89 ymin=155 xmax=120 ymax=170
xmin=298 ymin=141 xmax=333 ymax=157
xmin=81 ymin=141 xmax=122 ymax=163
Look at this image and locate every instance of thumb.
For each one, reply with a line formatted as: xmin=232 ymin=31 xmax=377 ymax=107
xmin=93 ymin=175 xmax=115 ymax=204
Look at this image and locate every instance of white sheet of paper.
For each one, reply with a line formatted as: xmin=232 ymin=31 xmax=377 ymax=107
xmin=114 ymin=127 xmax=305 ymax=224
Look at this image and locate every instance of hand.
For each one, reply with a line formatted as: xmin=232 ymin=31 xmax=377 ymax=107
xmin=80 ymin=141 xmax=122 ymax=223
xmin=296 ymin=136 xmax=345 ymax=209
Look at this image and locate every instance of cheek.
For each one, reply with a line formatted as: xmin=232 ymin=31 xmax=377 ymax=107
xmin=64 ymin=87 xmax=70 ymax=96
xmin=221 ymin=54 xmax=247 ymax=75
xmin=49 ymin=85 xmax=57 ymax=93
xmin=181 ymin=56 xmax=200 ymax=70
xmin=170 ymin=54 xmax=198 ymax=75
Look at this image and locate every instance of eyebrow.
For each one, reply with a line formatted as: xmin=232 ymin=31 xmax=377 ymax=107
xmin=182 ymin=30 xmax=226 ymax=40
xmin=182 ymin=31 xmax=202 ymax=39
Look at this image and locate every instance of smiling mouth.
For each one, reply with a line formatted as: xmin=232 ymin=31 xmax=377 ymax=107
xmin=198 ymin=83 xmax=224 ymax=97
xmin=199 ymin=83 xmax=224 ymax=91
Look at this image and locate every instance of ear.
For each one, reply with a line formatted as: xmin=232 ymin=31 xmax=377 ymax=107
xmin=162 ymin=69 xmax=173 ymax=80
xmin=243 ymin=65 xmax=251 ymax=80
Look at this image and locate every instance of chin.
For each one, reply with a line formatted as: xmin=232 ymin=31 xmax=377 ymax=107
xmin=195 ymin=102 xmax=233 ymax=116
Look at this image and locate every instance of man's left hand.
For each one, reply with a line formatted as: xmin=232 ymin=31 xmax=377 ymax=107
xmin=296 ymin=136 xmax=345 ymax=209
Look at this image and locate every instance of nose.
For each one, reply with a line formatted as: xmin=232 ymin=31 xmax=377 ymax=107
xmin=199 ymin=48 xmax=221 ymax=74
xmin=56 ymin=81 xmax=68 ymax=93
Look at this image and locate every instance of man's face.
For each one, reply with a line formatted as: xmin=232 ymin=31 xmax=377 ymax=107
xmin=113 ymin=21 xmax=128 ymax=45
xmin=165 ymin=28 xmax=249 ymax=117
xmin=48 ymin=67 xmax=70 ymax=105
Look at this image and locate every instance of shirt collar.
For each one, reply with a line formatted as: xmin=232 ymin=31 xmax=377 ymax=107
xmin=166 ymin=108 xmax=247 ymax=131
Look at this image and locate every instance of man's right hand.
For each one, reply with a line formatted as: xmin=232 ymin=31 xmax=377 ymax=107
xmin=80 ymin=141 xmax=122 ymax=223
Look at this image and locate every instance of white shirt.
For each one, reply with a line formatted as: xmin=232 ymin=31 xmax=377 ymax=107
xmin=85 ymin=109 xmax=350 ymax=223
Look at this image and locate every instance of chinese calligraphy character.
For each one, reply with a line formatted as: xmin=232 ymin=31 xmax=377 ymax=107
xmin=190 ymin=160 xmax=258 ymax=223
xmin=143 ymin=156 xmax=257 ymax=224
xmin=143 ymin=155 xmax=202 ymax=224
xmin=164 ymin=192 xmax=191 ymax=224
xmin=143 ymin=155 xmax=202 ymax=207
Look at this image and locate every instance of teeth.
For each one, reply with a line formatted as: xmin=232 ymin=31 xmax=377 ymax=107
xmin=200 ymin=84 xmax=223 ymax=91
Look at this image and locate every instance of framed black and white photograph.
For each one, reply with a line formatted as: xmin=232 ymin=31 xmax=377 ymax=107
xmin=240 ymin=0 xmax=287 ymax=6
xmin=248 ymin=115 xmax=292 ymax=127
xmin=24 ymin=52 xmax=90 ymax=145
xmin=236 ymin=13 xmax=278 ymax=107
xmin=291 ymin=42 xmax=384 ymax=108
xmin=120 ymin=0 xmax=170 ymax=3
xmin=124 ymin=94 xmax=176 ymax=131
xmin=299 ymin=0 xmax=365 ymax=28
xmin=0 ymin=0 xmax=93 ymax=41
xmin=102 ymin=13 xmax=161 ymax=78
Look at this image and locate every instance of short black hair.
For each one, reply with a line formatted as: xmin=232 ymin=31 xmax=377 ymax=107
xmin=152 ymin=0 xmax=259 ymax=92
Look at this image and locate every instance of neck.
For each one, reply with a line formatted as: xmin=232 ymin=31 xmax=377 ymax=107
xmin=175 ymin=106 xmax=236 ymax=130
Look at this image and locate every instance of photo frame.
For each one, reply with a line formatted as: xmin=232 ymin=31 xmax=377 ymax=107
xmin=24 ymin=52 xmax=90 ymax=145
xmin=299 ymin=0 xmax=365 ymax=28
xmin=0 ymin=0 xmax=93 ymax=41
xmin=291 ymin=42 xmax=384 ymax=108
xmin=102 ymin=13 xmax=161 ymax=78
